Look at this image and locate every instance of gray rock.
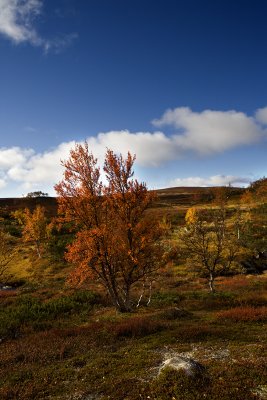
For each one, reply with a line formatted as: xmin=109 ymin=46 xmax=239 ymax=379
xmin=159 ymin=356 xmax=204 ymax=377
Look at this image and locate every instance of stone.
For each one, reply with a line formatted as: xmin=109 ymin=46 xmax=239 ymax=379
xmin=159 ymin=356 xmax=205 ymax=377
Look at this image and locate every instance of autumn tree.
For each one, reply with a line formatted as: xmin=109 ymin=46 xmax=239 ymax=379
xmin=0 ymin=231 xmax=15 ymax=282
xmin=239 ymin=178 xmax=267 ymax=253
xmin=185 ymin=207 xmax=198 ymax=226
xmin=179 ymin=208 xmax=239 ymax=292
xmin=55 ymin=143 xmax=165 ymax=312
xmin=211 ymin=186 xmax=230 ymax=209
xmin=240 ymin=190 xmax=254 ymax=209
xmin=14 ymin=206 xmax=48 ymax=258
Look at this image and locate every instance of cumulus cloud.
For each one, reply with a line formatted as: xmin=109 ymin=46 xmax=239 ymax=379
xmin=0 ymin=178 xmax=6 ymax=189
xmin=0 ymin=0 xmax=77 ymax=52
xmin=0 ymin=105 xmax=267 ymax=196
xmin=255 ymin=107 xmax=267 ymax=125
xmin=152 ymin=107 xmax=262 ymax=154
xmin=0 ymin=147 xmax=34 ymax=169
xmin=0 ymin=131 xmax=178 ymax=195
xmin=86 ymin=130 xmax=179 ymax=167
xmin=6 ymin=142 xmax=75 ymax=187
xmin=170 ymin=175 xmax=251 ymax=188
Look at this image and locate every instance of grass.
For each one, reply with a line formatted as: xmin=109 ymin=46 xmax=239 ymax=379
xmin=216 ymin=305 xmax=267 ymax=322
xmin=0 ymin=290 xmax=100 ymax=339
xmin=0 ymin=272 xmax=266 ymax=399
xmin=0 ymin=196 xmax=267 ymax=399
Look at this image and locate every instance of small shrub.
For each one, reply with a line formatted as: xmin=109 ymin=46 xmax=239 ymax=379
xmin=217 ymin=306 xmax=267 ymax=322
xmin=156 ymin=307 xmax=192 ymax=320
xmin=0 ymin=290 xmax=100 ymax=339
xmin=183 ymin=290 xmax=235 ymax=311
xmin=152 ymin=291 xmax=183 ymax=306
xmin=114 ymin=316 xmax=164 ymax=338
xmin=174 ymin=324 xmax=224 ymax=342
xmin=236 ymin=293 xmax=267 ymax=307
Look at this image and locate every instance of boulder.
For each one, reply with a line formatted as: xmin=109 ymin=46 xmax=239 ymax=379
xmin=159 ymin=356 xmax=204 ymax=377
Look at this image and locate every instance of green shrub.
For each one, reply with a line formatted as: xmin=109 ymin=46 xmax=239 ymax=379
xmin=152 ymin=291 xmax=184 ymax=306
xmin=0 ymin=290 xmax=99 ymax=339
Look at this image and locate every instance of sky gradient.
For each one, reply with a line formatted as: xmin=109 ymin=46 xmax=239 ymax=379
xmin=0 ymin=0 xmax=266 ymax=197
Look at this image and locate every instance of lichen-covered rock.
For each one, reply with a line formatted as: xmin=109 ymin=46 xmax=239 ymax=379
xmin=159 ymin=356 xmax=204 ymax=377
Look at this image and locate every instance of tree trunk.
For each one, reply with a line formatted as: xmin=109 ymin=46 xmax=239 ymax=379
xmin=147 ymin=281 xmax=153 ymax=306
xmin=122 ymin=286 xmax=132 ymax=312
xmin=36 ymin=241 xmax=41 ymax=258
xmin=136 ymin=282 xmax=145 ymax=307
xmin=209 ymin=273 xmax=215 ymax=293
xmin=106 ymin=283 xmax=132 ymax=312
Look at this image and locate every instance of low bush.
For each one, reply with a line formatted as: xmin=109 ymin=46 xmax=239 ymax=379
xmin=113 ymin=316 xmax=164 ymax=338
xmin=0 ymin=290 xmax=100 ymax=339
xmin=156 ymin=307 xmax=192 ymax=320
xmin=173 ymin=324 xmax=225 ymax=342
xmin=236 ymin=293 xmax=267 ymax=307
xmin=151 ymin=291 xmax=184 ymax=306
xmin=216 ymin=306 xmax=267 ymax=322
xmin=183 ymin=290 xmax=235 ymax=311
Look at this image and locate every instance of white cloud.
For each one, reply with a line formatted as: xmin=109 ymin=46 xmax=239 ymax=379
xmin=7 ymin=142 xmax=75 ymax=186
xmin=1 ymin=132 xmax=177 ymax=195
xmin=0 ymin=0 xmax=77 ymax=52
xmin=170 ymin=175 xmax=251 ymax=188
xmin=86 ymin=130 xmax=179 ymax=167
xmin=43 ymin=33 xmax=78 ymax=54
xmin=152 ymin=107 xmax=262 ymax=154
xmin=0 ymin=147 xmax=34 ymax=169
xmin=255 ymin=107 xmax=267 ymax=125
xmin=0 ymin=178 xmax=6 ymax=189
xmin=0 ymin=105 xmax=267 ymax=196
xmin=0 ymin=0 xmax=42 ymax=45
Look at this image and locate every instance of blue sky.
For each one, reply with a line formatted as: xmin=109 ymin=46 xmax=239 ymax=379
xmin=0 ymin=0 xmax=266 ymax=196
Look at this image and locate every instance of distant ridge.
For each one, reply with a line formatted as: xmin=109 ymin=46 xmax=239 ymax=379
xmin=0 ymin=186 xmax=245 ymax=213
xmin=0 ymin=197 xmax=57 ymax=216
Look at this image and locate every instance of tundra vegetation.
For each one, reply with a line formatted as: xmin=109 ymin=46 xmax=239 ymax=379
xmin=0 ymin=147 xmax=266 ymax=400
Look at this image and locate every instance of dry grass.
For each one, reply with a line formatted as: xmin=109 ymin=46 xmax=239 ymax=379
xmin=0 ymin=195 xmax=267 ymax=399
xmin=216 ymin=306 xmax=267 ymax=322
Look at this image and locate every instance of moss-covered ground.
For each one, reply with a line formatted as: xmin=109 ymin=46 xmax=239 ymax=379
xmin=0 ymin=267 xmax=266 ymax=400
xmin=0 ymin=190 xmax=266 ymax=399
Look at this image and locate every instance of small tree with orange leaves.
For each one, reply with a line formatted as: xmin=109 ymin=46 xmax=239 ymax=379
xmin=16 ymin=206 xmax=48 ymax=258
xmin=55 ymin=142 xmax=165 ymax=312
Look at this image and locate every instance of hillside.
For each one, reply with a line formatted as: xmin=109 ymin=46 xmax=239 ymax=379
xmin=0 ymin=186 xmax=266 ymax=400
xmin=0 ymin=185 xmax=245 ymax=212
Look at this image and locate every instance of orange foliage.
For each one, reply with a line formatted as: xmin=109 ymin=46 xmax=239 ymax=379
xmin=185 ymin=207 xmax=198 ymax=226
xmin=240 ymin=190 xmax=254 ymax=206
xmin=21 ymin=206 xmax=48 ymax=258
xmin=55 ymin=143 xmax=165 ymax=312
xmin=211 ymin=186 xmax=229 ymax=208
